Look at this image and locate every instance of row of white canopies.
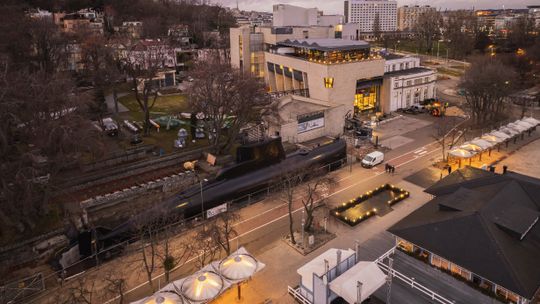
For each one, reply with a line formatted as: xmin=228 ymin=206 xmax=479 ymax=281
xmin=449 ymin=117 xmax=540 ymax=159
xmin=132 ymin=247 xmax=265 ymax=304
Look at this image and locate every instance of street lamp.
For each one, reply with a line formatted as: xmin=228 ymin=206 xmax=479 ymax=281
xmin=199 ymin=177 xmax=208 ymax=220
xmin=437 ymin=39 xmax=444 ymax=61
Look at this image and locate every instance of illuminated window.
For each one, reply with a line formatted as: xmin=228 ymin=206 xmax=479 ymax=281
xmin=324 ymin=77 xmax=334 ymax=88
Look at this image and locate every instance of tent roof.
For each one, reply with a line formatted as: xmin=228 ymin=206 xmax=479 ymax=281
xmin=329 ymin=261 xmax=386 ymax=303
xmin=297 ymin=248 xmax=355 ymax=292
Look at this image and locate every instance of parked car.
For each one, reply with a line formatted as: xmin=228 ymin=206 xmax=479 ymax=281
xmin=361 ymin=151 xmax=385 ymax=168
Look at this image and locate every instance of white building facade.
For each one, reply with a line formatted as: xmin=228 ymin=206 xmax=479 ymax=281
xmin=344 ymin=0 xmax=397 ymax=32
xmin=273 ymin=4 xmax=318 ymax=27
xmin=381 ymin=55 xmax=437 ymax=112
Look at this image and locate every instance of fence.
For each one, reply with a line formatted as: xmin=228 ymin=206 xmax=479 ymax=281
xmin=287 ymin=286 xmax=311 ymax=304
xmin=0 ymin=274 xmax=45 ymax=304
xmin=376 ymin=247 xmax=455 ymax=304
xmin=8 ymin=157 xmax=347 ymax=304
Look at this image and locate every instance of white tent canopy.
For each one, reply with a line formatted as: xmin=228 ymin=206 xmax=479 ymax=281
xmin=499 ymin=126 xmax=520 ymax=137
xmin=523 ymin=117 xmax=540 ymax=126
xmin=180 ymin=270 xmax=225 ymax=303
xmin=507 ymin=122 xmax=528 ymax=133
xmin=489 ymin=131 xmax=511 ymax=141
xmin=131 ymin=291 xmax=184 ymax=304
xmin=219 ymin=251 xmax=258 ymax=282
xmin=297 ymin=248 xmax=356 ymax=293
xmin=449 ymin=148 xmax=475 ymax=158
xmin=481 ymin=134 xmax=503 ymax=144
xmin=470 ymin=138 xmax=494 ymax=150
xmin=515 ymin=120 xmax=535 ymax=129
xmin=329 ymin=261 xmax=386 ymax=303
xmin=459 ymin=142 xmax=483 ymax=152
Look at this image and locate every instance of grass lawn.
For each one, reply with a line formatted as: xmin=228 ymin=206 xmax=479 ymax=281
xmin=436 ymin=67 xmax=464 ymax=77
xmin=118 ymin=93 xmax=190 ymax=115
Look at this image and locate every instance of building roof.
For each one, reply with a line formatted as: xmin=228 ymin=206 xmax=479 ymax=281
xmin=389 ymin=167 xmax=540 ymax=299
xmin=279 ymin=38 xmax=370 ymax=51
xmin=384 ymin=67 xmax=434 ymax=77
xmin=297 ymin=248 xmax=355 ymax=292
xmin=329 ymin=261 xmax=386 ymax=303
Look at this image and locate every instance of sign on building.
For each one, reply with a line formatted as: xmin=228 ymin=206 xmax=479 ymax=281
xmin=206 ymin=203 xmax=228 ymax=218
xmin=298 ymin=111 xmax=325 ymax=134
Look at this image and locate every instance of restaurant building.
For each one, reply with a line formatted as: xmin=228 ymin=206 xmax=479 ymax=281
xmin=389 ymin=167 xmax=540 ymax=304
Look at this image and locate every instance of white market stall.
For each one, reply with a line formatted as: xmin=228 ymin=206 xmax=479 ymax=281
xmin=329 ymin=261 xmax=387 ymax=303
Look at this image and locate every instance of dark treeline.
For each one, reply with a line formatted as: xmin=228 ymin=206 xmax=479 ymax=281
xmin=7 ymin=0 xmax=237 ymax=45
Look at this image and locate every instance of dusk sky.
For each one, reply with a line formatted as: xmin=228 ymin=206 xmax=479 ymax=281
xmin=217 ymin=0 xmax=533 ymax=14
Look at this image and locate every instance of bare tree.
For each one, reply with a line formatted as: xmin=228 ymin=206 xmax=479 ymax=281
xmin=414 ymin=10 xmax=441 ymax=53
xmin=64 ymin=276 xmax=96 ymax=304
xmin=301 ymin=169 xmax=336 ymax=232
xmin=122 ymin=40 xmax=173 ymax=135
xmin=159 ymin=222 xmax=194 ymax=283
xmin=373 ymin=13 xmax=381 ymax=41
xmin=460 ymin=57 xmax=516 ymax=125
xmin=188 ymin=58 xmax=273 ymax=154
xmin=432 ymin=118 xmax=461 ymax=162
xmin=208 ymin=209 xmax=241 ymax=256
xmin=278 ymin=171 xmax=304 ymax=245
xmin=193 ymin=226 xmax=220 ymax=269
xmin=0 ymin=65 xmax=104 ymax=236
xmin=103 ymin=270 xmax=127 ymax=304
xmin=444 ymin=10 xmax=477 ymax=59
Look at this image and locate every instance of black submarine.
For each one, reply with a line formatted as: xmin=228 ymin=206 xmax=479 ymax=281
xmin=76 ymin=137 xmax=346 ymax=263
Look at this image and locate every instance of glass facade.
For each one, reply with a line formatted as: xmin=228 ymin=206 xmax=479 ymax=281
xmin=355 ymin=78 xmax=382 ymax=113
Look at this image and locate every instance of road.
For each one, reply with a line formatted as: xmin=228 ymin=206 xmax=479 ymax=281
xmin=31 ymin=114 xmax=460 ymax=304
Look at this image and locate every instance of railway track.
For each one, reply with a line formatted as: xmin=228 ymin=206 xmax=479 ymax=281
xmin=53 ymin=147 xmax=207 ymax=204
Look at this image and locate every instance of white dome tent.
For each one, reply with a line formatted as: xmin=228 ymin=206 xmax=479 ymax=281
xmin=217 ymin=247 xmax=266 ymax=300
xmin=180 ymin=271 xmax=225 ymax=303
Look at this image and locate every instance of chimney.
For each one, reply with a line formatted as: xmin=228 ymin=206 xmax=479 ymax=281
xmin=355 ymin=240 xmax=360 ymax=263
xmin=336 ymin=249 xmax=342 ymax=276
xmin=356 ymin=281 xmax=363 ymax=304
xmin=503 ymin=165 xmax=508 ymax=174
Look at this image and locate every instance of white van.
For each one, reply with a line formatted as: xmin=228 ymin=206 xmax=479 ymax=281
xmin=361 ymin=151 xmax=384 ymax=168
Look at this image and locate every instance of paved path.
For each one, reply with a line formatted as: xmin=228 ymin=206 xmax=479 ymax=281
xmin=105 ymin=92 xmax=129 ymax=113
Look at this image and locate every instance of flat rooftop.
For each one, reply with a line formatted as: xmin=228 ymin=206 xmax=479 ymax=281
xmin=384 ymin=67 xmax=434 ymax=77
xmin=279 ymin=38 xmax=370 ymax=51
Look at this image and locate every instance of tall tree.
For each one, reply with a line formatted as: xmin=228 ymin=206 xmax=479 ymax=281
xmin=444 ymin=10 xmax=477 ymax=59
xmin=0 ymin=66 xmax=104 ymax=236
xmin=460 ymin=57 xmax=516 ymax=125
xmin=122 ymin=40 xmax=172 ymax=135
xmin=414 ymin=10 xmax=441 ymax=53
xmin=188 ymin=57 xmax=273 ymax=154
xmin=373 ymin=12 xmax=381 ymax=41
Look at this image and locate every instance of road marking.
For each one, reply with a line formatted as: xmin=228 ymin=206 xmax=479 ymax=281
xmin=103 ymin=142 xmax=443 ymax=303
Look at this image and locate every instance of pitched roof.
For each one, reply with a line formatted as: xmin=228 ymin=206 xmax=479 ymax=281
xmin=389 ymin=166 xmax=540 ymax=299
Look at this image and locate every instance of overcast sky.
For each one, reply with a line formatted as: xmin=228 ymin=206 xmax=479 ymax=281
xmin=216 ymin=0 xmax=533 ymax=14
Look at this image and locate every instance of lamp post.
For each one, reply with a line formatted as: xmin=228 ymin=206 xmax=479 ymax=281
xmin=199 ymin=177 xmax=208 ymax=220
xmin=301 ymin=209 xmax=305 ymax=246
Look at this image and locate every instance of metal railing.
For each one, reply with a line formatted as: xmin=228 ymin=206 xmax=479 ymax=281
xmin=8 ymin=156 xmax=347 ymax=304
xmin=287 ymin=286 xmax=311 ymax=304
xmin=269 ymin=88 xmax=310 ymax=99
xmin=376 ymin=249 xmax=455 ymax=304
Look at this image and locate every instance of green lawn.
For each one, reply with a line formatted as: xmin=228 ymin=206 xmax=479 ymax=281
xmin=436 ymin=67 xmax=464 ymax=77
xmin=118 ymin=93 xmax=190 ymax=115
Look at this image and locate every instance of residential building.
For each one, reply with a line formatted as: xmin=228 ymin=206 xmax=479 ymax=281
xmin=272 ymin=4 xmax=344 ymax=27
xmin=528 ymin=5 xmax=540 ymax=28
xmin=116 ymin=21 xmax=144 ymax=39
xmin=127 ymin=39 xmax=177 ymax=70
xmin=389 ymin=167 xmax=540 ymax=304
xmin=397 ymin=5 xmax=436 ymax=31
xmin=59 ymin=9 xmax=104 ymax=34
xmin=273 ymin=4 xmax=318 ymax=27
xmin=381 ymin=54 xmax=436 ymax=112
xmin=344 ymin=0 xmax=397 ymax=32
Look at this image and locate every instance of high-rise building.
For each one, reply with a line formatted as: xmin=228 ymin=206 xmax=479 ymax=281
xmin=344 ymin=0 xmax=397 ymax=32
xmin=397 ymin=5 xmax=436 ymax=31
